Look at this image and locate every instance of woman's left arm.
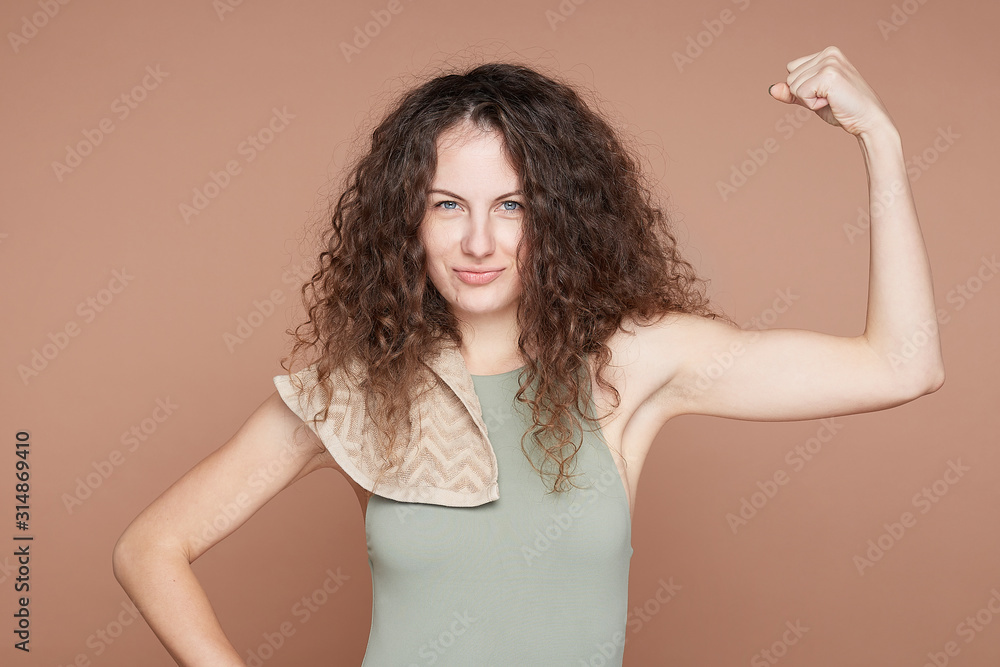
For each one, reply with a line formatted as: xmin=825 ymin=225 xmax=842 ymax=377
xmin=774 ymin=46 xmax=945 ymax=393
xmin=633 ymin=46 xmax=945 ymax=424
xmin=851 ymin=121 xmax=944 ymax=388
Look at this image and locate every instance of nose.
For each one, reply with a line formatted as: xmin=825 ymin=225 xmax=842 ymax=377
xmin=460 ymin=209 xmax=496 ymax=257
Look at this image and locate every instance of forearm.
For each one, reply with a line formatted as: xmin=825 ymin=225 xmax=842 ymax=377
xmin=113 ymin=540 xmax=246 ymax=667
xmin=857 ymin=124 xmax=945 ymax=389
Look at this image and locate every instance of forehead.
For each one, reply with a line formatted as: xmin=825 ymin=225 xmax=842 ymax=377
xmin=431 ymin=123 xmax=520 ymax=190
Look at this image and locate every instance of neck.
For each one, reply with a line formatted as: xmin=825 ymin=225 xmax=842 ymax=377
xmin=455 ymin=309 xmax=525 ymax=375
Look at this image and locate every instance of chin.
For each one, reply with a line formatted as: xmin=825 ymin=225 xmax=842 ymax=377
xmin=450 ymin=299 xmax=518 ymax=317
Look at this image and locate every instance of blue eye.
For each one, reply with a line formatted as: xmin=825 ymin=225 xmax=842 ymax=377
xmin=431 ymin=200 xmax=523 ymax=212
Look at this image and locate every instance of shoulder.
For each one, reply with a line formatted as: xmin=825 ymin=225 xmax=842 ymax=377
xmin=604 ymin=310 xmax=741 ymax=410
xmin=626 ymin=310 xmax=743 ymax=353
xmin=608 ymin=310 xmax=724 ymax=369
xmin=264 ymin=389 xmax=341 ymax=475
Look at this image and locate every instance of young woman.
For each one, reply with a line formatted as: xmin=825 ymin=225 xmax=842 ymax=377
xmin=112 ymin=46 xmax=944 ymax=666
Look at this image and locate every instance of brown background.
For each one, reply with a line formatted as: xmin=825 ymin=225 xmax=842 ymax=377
xmin=3 ymin=0 xmax=998 ymax=665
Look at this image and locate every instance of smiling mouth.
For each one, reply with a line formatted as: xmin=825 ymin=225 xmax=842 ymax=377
xmin=455 ymin=269 xmax=503 ymax=284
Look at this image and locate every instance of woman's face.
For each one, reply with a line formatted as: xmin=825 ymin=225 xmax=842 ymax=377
xmin=420 ymin=122 xmax=526 ymax=327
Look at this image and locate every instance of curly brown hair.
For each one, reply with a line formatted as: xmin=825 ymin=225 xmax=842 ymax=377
xmin=279 ymin=60 xmax=735 ymax=498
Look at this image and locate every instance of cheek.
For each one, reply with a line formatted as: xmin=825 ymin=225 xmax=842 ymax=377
xmin=418 ymin=226 xmax=439 ymax=266
xmin=423 ymin=243 xmax=446 ymax=278
xmin=514 ymin=238 xmax=528 ymax=273
xmin=420 ymin=240 xmax=450 ymax=289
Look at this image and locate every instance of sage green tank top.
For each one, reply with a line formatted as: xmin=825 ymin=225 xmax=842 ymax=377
xmin=361 ymin=366 xmax=633 ymax=666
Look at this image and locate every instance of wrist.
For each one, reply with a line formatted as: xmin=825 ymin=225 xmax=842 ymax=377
xmin=856 ymin=122 xmax=901 ymax=147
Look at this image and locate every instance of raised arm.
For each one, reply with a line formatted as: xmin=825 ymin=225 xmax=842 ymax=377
xmin=112 ymin=391 xmax=337 ymax=666
xmin=629 ymin=46 xmax=945 ymax=424
xmin=771 ymin=47 xmax=944 ymax=391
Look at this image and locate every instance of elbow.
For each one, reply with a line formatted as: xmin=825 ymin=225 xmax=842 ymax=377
xmin=922 ymin=358 xmax=946 ymax=393
xmin=112 ymin=524 xmax=190 ymax=586
xmin=886 ymin=367 xmax=945 ymax=405
xmin=911 ymin=366 xmax=945 ymax=397
xmin=111 ymin=530 xmax=139 ymax=585
xmin=111 ymin=527 xmax=170 ymax=586
xmin=924 ymin=368 xmax=945 ymax=394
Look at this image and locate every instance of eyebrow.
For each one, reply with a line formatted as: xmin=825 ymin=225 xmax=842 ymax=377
xmin=427 ymin=189 xmax=523 ymax=202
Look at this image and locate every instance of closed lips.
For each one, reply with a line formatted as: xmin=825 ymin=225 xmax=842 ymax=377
xmin=455 ymin=268 xmax=503 ymax=284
